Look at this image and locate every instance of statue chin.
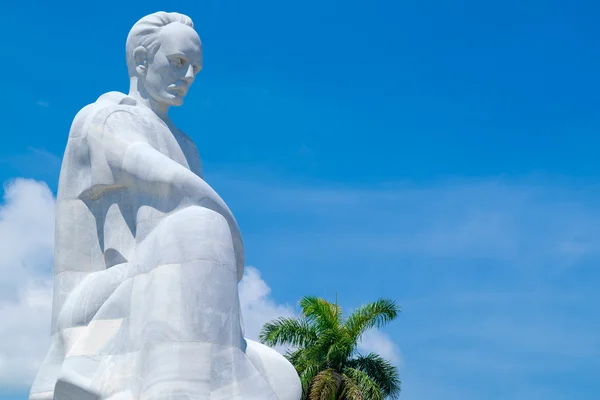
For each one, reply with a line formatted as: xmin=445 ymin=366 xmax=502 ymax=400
xmin=168 ymin=96 xmax=184 ymax=106
xmin=28 ymin=10 xmax=302 ymax=400
xmin=155 ymin=90 xmax=186 ymax=106
xmin=146 ymin=90 xmax=185 ymax=108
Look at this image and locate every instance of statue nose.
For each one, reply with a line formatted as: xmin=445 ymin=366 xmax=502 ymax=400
xmin=184 ymin=65 xmax=195 ymax=83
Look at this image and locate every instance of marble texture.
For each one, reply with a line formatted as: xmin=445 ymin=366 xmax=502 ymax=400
xmin=29 ymin=11 xmax=301 ymax=400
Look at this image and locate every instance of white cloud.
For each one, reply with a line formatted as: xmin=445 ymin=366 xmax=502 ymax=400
xmin=36 ymin=101 xmax=50 ymax=108
xmin=0 ymin=281 xmax=52 ymax=385
xmin=0 ymin=179 xmax=54 ymax=386
xmin=358 ymin=329 xmax=402 ymax=366
xmin=238 ymin=266 xmax=297 ymax=343
xmin=0 ymin=179 xmax=55 ymax=283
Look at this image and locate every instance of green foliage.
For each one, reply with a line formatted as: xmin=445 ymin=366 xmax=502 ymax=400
xmin=259 ymin=296 xmax=401 ymax=399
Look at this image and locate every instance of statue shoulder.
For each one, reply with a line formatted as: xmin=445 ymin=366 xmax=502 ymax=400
xmin=68 ymin=92 xmax=148 ymax=140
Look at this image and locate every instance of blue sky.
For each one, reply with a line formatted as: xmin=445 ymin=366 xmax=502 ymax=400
xmin=1 ymin=0 xmax=600 ymax=399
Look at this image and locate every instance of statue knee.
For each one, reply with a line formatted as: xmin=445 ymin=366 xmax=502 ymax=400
xmin=156 ymin=206 xmax=236 ymax=266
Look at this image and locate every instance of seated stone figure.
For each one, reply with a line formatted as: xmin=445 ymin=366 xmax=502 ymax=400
xmin=29 ymin=11 xmax=301 ymax=400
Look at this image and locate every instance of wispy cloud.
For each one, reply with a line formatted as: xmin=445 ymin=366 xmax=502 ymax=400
xmin=35 ymin=101 xmax=50 ymax=108
xmin=213 ymin=174 xmax=600 ymax=266
xmin=1 ymin=148 xmax=62 ymax=184
xmin=209 ymin=172 xmax=600 ymax=400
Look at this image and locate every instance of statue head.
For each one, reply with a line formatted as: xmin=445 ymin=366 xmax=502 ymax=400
xmin=126 ymin=12 xmax=203 ymax=108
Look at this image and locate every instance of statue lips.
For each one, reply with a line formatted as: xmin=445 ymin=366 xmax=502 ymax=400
xmin=168 ymin=83 xmax=188 ymax=96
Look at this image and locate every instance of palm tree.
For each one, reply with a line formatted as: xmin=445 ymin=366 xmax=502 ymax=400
xmin=259 ymin=296 xmax=401 ymax=400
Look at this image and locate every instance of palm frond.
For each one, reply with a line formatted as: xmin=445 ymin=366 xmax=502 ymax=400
xmin=324 ymin=334 xmax=354 ymax=369
xmin=340 ymin=373 xmax=363 ymax=400
xmin=344 ymin=299 xmax=400 ymax=341
xmin=287 ymin=348 xmax=324 ymax=377
xmin=300 ymin=296 xmax=342 ymax=331
xmin=286 ymin=348 xmax=308 ymax=374
xmin=300 ymin=362 xmax=323 ymax=399
xmin=259 ymin=316 xmax=319 ymax=347
xmin=347 ymin=353 xmax=401 ymax=399
xmin=343 ymin=368 xmax=384 ymax=400
xmin=309 ymin=368 xmax=341 ymax=400
xmin=259 ymin=296 xmax=402 ymax=400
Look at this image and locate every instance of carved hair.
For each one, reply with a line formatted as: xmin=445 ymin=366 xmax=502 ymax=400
xmin=126 ymin=11 xmax=194 ymax=76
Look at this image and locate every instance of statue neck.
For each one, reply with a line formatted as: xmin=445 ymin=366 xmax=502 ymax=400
xmin=128 ymin=77 xmax=171 ymax=122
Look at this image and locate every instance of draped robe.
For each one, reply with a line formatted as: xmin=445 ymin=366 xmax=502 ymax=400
xmin=29 ymin=92 xmax=301 ymax=400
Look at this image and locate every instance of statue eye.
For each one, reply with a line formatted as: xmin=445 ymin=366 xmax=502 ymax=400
xmin=171 ymin=57 xmax=186 ymax=67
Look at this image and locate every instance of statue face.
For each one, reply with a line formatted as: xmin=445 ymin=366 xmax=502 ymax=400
xmin=141 ymin=23 xmax=203 ymax=107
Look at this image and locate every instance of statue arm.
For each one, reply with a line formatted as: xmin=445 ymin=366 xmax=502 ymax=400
xmin=93 ymin=110 xmax=244 ymax=280
xmin=125 ymin=143 xmax=244 ymax=279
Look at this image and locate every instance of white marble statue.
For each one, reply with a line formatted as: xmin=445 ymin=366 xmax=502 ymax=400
xmin=29 ymin=11 xmax=301 ymax=400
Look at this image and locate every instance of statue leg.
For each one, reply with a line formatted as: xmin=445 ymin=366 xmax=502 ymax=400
xmin=54 ymin=377 xmax=100 ymax=400
xmin=46 ymin=206 xmax=280 ymax=399
xmin=129 ymin=206 xmax=278 ymax=399
xmin=245 ymin=340 xmax=302 ymax=400
xmin=29 ymin=332 xmax=65 ymax=400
